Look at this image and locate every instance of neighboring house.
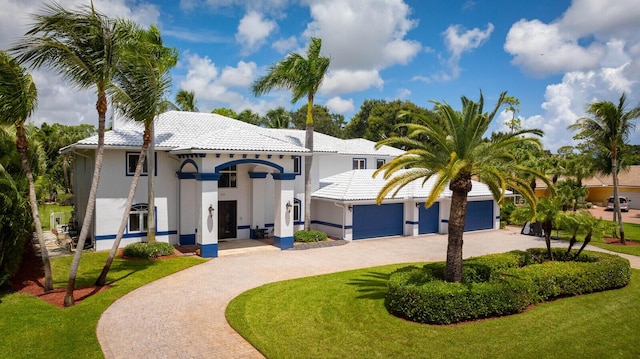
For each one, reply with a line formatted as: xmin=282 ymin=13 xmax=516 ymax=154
xmin=534 ymin=166 xmax=640 ymax=209
xmin=64 ymin=111 xmax=502 ymax=258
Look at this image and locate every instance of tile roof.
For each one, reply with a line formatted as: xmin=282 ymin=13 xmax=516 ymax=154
xmin=312 ymin=169 xmax=500 ymax=201
xmin=535 ymin=165 xmax=640 ymax=188
xmin=74 ymin=111 xmax=401 ymax=156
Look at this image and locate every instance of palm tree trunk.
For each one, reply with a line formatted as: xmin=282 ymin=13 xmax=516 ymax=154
xmin=303 ymin=97 xmax=314 ymax=231
xmin=575 ymin=230 xmax=592 ymax=258
xmin=612 ymin=153 xmax=626 ymax=244
xmin=16 ymin=124 xmax=53 ymax=291
xmin=542 ymin=220 xmax=554 ymax=260
xmin=147 ymin=123 xmax=156 ymax=243
xmin=64 ymin=91 xmax=107 ymax=307
xmin=95 ymin=137 xmax=149 ymax=286
xmin=446 ymin=176 xmax=471 ymax=282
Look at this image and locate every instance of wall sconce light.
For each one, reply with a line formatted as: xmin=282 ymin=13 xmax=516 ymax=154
xmin=347 ymin=205 xmax=353 ymax=212
xmin=208 ymin=204 xmax=214 ymax=217
xmin=415 ymin=202 xmax=421 ymax=208
xmin=286 ymin=200 xmax=292 ymax=213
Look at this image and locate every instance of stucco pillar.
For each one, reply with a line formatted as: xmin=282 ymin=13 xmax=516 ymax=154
xmin=178 ymin=174 xmax=197 ymax=245
xmin=196 ymin=173 xmax=220 ymax=257
xmin=405 ymin=202 xmax=419 ymax=236
xmin=272 ymin=173 xmax=296 ymax=249
xmin=249 ymin=172 xmax=268 ymax=237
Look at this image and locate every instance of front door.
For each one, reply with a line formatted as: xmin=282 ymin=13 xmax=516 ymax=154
xmin=218 ymin=201 xmax=237 ymax=239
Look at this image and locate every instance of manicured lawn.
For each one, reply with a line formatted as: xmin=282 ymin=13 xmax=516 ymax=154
xmin=38 ymin=204 xmax=73 ymax=230
xmin=554 ymin=221 xmax=640 ymax=256
xmin=227 ymin=264 xmax=640 ymax=358
xmin=0 ymin=252 xmax=206 ymax=359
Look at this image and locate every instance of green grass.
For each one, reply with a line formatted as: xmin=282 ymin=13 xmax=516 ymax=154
xmin=227 ymin=264 xmax=640 ymax=359
xmin=554 ymin=221 xmax=640 ymax=256
xmin=38 ymin=204 xmax=72 ymax=230
xmin=0 ymin=252 xmax=206 ymax=359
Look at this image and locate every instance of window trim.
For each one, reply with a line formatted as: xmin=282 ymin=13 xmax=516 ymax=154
xmin=352 ymin=158 xmax=366 ymax=170
xmin=128 ymin=203 xmax=149 ymax=233
xmin=376 ymin=158 xmax=385 ymax=169
xmin=293 ymin=198 xmax=301 ymax=222
xmin=219 ymin=165 xmax=237 ymax=188
xmin=292 ymin=156 xmax=301 ymax=175
xmin=126 ymin=151 xmax=157 ymax=177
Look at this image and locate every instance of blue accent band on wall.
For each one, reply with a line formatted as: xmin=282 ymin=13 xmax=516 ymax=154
xmin=310 ymin=220 xmax=352 ymax=229
xmin=405 ymin=221 xmax=419 ymax=225
xmin=265 ymin=223 xmax=274 ymax=228
xmin=195 ymin=173 xmax=221 ymax=181
xmin=200 ymin=243 xmax=218 ymax=258
xmin=179 ymin=234 xmax=196 ymax=245
xmin=237 ymin=225 xmax=251 ymax=230
xmin=274 ymin=236 xmax=294 ymax=250
xmin=294 ymin=221 xmax=305 ymax=226
xmin=176 ymin=172 xmax=196 ymax=179
xmin=441 ymin=219 xmax=449 ymax=223
xmin=248 ymin=171 xmax=269 ymax=178
xmin=215 ymin=159 xmax=283 ymax=173
xmin=96 ymin=230 xmax=177 ymax=241
xmin=271 ymin=172 xmax=297 ymax=180
xmin=495 ymin=216 xmax=501 ymax=219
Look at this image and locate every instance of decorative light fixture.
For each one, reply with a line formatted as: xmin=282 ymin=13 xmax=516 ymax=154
xmin=286 ymin=200 xmax=292 ymax=213
xmin=415 ymin=202 xmax=421 ymax=208
xmin=208 ymin=204 xmax=214 ymax=217
xmin=347 ymin=205 xmax=353 ymax=212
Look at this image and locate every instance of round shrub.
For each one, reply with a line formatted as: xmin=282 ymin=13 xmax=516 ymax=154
xmin=123 ymin=242 xmax=175 ymax=259
xmin=294 ymin=230 xmax=327 ymax=243
xmin=385 ymin=249 xmax=630 ymax=325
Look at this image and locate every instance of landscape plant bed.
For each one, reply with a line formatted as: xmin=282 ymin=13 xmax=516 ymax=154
xmin=386 ymin=248 xmax=631 ymax=324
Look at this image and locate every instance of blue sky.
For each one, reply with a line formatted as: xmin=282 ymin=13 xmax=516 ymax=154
xmin=1 ymin=0 xmax=639 ymax=151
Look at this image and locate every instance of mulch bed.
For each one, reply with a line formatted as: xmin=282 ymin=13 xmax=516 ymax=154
xmin=603 ymin=237 xmax=640 ymax=246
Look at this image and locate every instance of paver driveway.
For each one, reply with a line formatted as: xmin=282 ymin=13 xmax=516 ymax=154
xmin=97 ymin=228 xmax=640 ymax=358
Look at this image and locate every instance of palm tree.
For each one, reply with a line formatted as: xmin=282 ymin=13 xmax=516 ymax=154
xmin=252 ymin=37 xmax=330 ymax=231
xmin=569 ymin=93 xmax=640 ymax=244
xmin=0 ymin=50 xmax=53 ymax=291
xmin=264 ymin=107 xmax=293 ymax=128
xmin=95 ymin=24 xmax=177 ymax=286
xmin=175 ymin=90 xmax=198 ymax=112
xmin=375 ymin=92 xmax=547 ymax=282
xmin=12 ymin=3 xmax=133 ymax=306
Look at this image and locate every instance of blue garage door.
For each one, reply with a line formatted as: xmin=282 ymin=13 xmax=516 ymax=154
xmin=352 ymin=203 xmax=404 ymax=240
xmin=418 ymin=202 xmax=440 ymax=234
xmin=465 ymin=200 xmax=494 ymax=231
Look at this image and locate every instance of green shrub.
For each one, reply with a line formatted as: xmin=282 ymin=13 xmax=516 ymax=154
xmin=294 ymin=230 xmax=327 ymax=243
xmin=123 ymin=242 xmax=175 ymax=259
xmin=386 ymin=249 xmax=630 ymax=325
xmin=500 ymin=202 xmax=516 ymax=225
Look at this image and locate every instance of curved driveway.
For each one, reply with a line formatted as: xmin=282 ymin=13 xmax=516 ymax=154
xmin=97 ymin=228 xmax=640 ymax=358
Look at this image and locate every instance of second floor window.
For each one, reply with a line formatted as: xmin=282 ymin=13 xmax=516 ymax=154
xmin=353 ymin=158 xmax=366 ymax=170
xmin=127 ymin=152 xmax=148 ymax=176
xmin=219 ymin=165 xmax=237 ymax=188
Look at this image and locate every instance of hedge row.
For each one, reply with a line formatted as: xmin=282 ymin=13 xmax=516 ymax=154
xmin=123 ymin=242 xmax=175 ymax=259
xmin=294 ymin=230 xmax=327 ymax=243
xmin=385 ymin=249 xmax=630 ymax=325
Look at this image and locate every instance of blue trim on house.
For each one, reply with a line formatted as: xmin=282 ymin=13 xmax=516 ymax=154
xmin=405 ymin=221 xmax=419 ymax=225
xmin=294 ymin=221 xmax=305 ymax=226
xmin=96 ymin=230 xmax=177 ymax=241
xmin=237 ymin=225 xmax=251 ymax=230
xmin=311 ymin=220 xmax=353 ymax=229
xmin=200 ymin=243 xmax=218 ymax=258
xmin=248 ymin=171 xmax=269 ymax=179
xmin=496 ymin=216 xmax=501 ymax=219
xmin=176 ymin=172 xmax=196 ymax=179
xmin=180 ymin=234 xmax=196 ymax=245
xmin=177 ymin=154 xmax=205 ymax=158
xmin=441 ymin=219 xmax=449 ymax=223
xmin=215 ymin=159 xmax=283 ymax=173
xmin=265 ymin=223 xmax=274 ymax=228
xmin=274 ymin=236 xmax=294 ymax=250
xmin=271 ymin=172 xmax=297 ymax=180
xmin=195 ymin=173 xmax=221 ymax=181
xmin=179 ymin=159 xmax=198 ymax=172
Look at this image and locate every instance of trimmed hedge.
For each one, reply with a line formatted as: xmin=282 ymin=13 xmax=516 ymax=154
xmin=386 ymin=249 xmax=630 ymax=325
xmin=294 ymin=230 xmax=328 ymax=243
xmin=123 ymin=242 xmax=175 ymax=259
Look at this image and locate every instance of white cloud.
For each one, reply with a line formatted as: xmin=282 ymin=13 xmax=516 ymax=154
xmin=235 ymin=10 xmax=277 ymax=54
xmin=218 ymin=61 xmax=257 ymax=87
xmin=395 ymin=88 xmax=411 ymax=100
xmin=320 ymin=69 xmax=384 ymax=96
xmin=303 ymin=0 xmax=421 ymax=70
xmin=272 ymin=36 xmax=298 ymax=53
xmin=326 ymin=96 xmax=354 ymax=113
xmin=441 ymin=23 xmax=494 ymax=79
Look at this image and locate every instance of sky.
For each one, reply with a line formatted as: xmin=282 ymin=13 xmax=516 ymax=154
xmin=1 ymin=0 xmax=639 ymax=152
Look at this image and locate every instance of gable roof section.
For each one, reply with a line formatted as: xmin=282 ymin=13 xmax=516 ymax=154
xmin=72 ymin=111 xmax=401 ymax=156
xmin=312 ymin=169 xmax=499 ymax=201
xmin=534 ymin=165 xmax=640 ymax=189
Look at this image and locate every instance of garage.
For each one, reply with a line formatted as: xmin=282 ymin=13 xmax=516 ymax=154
xmin=464 ymin=200 xmax=494 ymax=231
xmin=418 ymin=202 xmax=440 ymax=234
xmin=352 ymin=203 xmax=404 ymax=240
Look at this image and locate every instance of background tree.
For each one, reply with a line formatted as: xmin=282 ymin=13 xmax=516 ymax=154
xmin=0 ymin=52 xmax=53 ymax=291
xmin=291 ymin=104 xmax=345 ymax=137
xmin=237 ymin=109 xmax=263 ymax=125
xmin=211 ymin=107 xmax=238 ymax=118
xmin=175 ymin=89 xmax=198 ymax=112
xmin=344 ymin=99 xmax=384 ymax=139
xmin=263 ymin=107 xmax=292 ymax=128
xmin=252 ymin=37 xmax=330 ymax=231
xmin=569 ymin=93 xmax=640 ymax=244
xmin=95 ymin=23 xmax=177 ymax=286
xmin=12 ymin=2 xmax=134 ymax=306
xmin=375 ymin=91 xmax=546 ymax=282
xmin=502 ymin=95 xmax=521 ymax=133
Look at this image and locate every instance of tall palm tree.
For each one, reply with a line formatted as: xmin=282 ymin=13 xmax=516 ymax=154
xmin=569 ymin=93 xmax=640 ymax=244
xmin=175 ymin=89 xmax=199 ymax=112
xmin=252 ymin=37 xmax=330 ymax=231
xmin=12 ymin=3 xmax=133 ymax=306
xmin=264 ymin=107 xmax=293 ymax=128
xmin=375 ymin=92 xmax=547 ymax=282
xmin=0 ymin=50 xmax=53 ymax=291
xmin=95 ymin=24 xmax=177 ymax=286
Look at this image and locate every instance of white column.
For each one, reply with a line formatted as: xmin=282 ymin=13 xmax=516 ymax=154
xmin=272 ymin=173 xmax=295 ymax=249
xmin=405 ymin=202 xmax=419 ymax=236
xmin=197 ymin=177 xmax=219 ymax=257
xmin=249 ymin=172 xmax=268 ymax=237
